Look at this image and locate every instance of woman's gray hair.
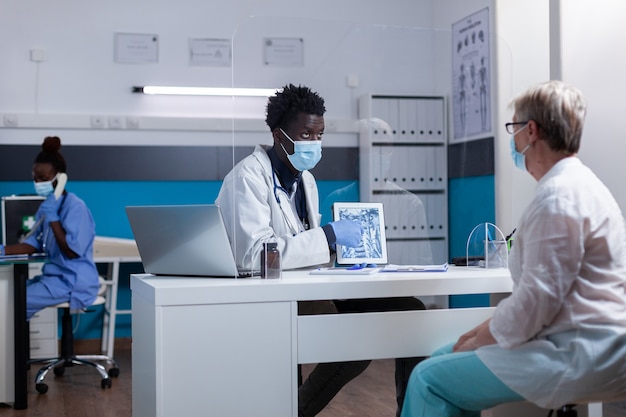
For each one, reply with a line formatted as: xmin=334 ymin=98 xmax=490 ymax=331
xmin=510 ymin=80 xmax=587 ymax=154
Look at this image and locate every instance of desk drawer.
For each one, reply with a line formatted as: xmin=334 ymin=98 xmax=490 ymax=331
xmin=298 ymin=307 xmax=496 ymax=363
xmin=29 ymin=322 xmax=56 ymax=339
xmin=30 ymin=338 xmax=58 ymax=358
xmin=29 ymin=307 xmax=58 ymax=359
xmin=30 ymin=307 xmax=57 ymax=323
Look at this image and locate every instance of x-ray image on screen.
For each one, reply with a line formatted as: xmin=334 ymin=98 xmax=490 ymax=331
xmin=333 ymin=202 xmax=387 ymax=265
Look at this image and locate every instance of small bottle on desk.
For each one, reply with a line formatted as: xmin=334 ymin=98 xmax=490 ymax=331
xmin=260 ymin=241 xmax=281 ymax=279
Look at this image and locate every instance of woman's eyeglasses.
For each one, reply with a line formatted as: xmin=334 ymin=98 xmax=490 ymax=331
xmin=505 ymin=121 xmax=529 ymax=134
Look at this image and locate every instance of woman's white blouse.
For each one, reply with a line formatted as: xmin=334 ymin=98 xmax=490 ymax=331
xmin=477 ymin=157 xmax=626 ymax=407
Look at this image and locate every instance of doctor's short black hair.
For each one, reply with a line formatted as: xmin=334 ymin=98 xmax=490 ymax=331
xmin=265 ymin=84 xmax=326 ymax=131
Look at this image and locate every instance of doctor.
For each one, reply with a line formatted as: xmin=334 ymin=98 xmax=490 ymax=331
xmin=217 ymin=84 xmax=426 ymax=417
xmin=216 ymin=83 xmax=361 ymax=271
xmin=215 ymin=84 xmax=368 ymax=417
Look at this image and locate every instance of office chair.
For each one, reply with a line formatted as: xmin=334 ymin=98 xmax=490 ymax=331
xmin=29 ymin=279 xmax=120 ymax=394
xmin=547 ymin=404 xmax=577 ymax=416
xmin=557 ymin=405 xmax=577 ymax=416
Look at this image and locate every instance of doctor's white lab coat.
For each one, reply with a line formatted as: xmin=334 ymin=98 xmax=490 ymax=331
xmin=215 ymin=144 xmax=331 ymax=271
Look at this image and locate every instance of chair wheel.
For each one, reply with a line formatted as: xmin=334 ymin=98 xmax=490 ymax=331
xmin=101 ymin=378 xmax=112 ymax=389
xmin=53 ymin=366 xmax=65 ymax=376
xmin=36 ymin=383 xmax=49 ymax=394
xmin=108 ymin=367 xmax=120 ymax=378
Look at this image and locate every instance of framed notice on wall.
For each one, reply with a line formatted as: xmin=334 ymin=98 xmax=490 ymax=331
xmin=451 ymin=8 xmax=491 ymax=143
xmin=263 ymin=37 xmax=304 ymax=67
xmin=114 ymin=33 xmax=159 ymax=64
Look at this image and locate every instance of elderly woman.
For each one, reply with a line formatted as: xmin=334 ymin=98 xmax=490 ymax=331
xmin=401 ymin=81 xmax=626 ymax=416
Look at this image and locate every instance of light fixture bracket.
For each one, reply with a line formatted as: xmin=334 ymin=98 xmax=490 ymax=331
xmin=132 ymin=86 xmax=277 ymax=97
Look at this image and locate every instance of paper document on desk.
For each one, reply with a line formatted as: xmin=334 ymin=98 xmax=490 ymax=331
xmin=310 ymin=267 xmax=382 ymax=275
xmin=381 ymin=262 xmax=448 ymax=272
xmin=0 ymin=253 xmax=46 ymax=260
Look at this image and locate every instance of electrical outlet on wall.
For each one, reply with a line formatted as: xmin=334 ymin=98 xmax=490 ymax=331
xmin=126 ymin=117 xmax=139 ymax=129
xmin=108 ymin=116 xmax=124 ymax=129
xmin=30 ymin=49 xmax=45 ymax=62
xmin=90 ymin=116 xmax=105 ymax=129
xmin=3 ymin=114 xmax=18 ymax=127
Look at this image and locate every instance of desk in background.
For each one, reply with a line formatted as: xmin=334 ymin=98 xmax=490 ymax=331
xmin=131 ymin=267 xmax=512 ymax=417
xmin=93 ymin=236 xmax=141 ymax=359
xmin=0 ymin=237 xmax=140 ymax=410
xmin=0 ymin=259 xmax=46 ymax=410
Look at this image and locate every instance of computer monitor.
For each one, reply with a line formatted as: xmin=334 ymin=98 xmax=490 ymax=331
xmin=1 ymin=195 xmax=45 ymax=245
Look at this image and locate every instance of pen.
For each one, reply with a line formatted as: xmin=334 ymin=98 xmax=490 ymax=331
xmin=505 ymin=228 xmax=516 ymax=242
xmin=505 ymin=228 xmax=516 ymax=251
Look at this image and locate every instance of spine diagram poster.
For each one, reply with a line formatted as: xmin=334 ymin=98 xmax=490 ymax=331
xmin=451 ymin=8 xmax=491 ymax=142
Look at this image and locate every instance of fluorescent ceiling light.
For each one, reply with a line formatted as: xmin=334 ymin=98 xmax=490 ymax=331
xmin=132 ymin=86 xmax=278 ymax=97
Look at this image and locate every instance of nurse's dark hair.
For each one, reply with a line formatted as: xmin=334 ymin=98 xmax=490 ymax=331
xmin=510 ymin=80 xmax=586 ymax=155
xmin=265 ymin=84 xmax=326 ymax=131
xmin=34 ymin=136 xmax=67 ymax=173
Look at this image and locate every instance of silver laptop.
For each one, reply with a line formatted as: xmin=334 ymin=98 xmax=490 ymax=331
xmin=125 ymin=204 xmax=254 ymax=278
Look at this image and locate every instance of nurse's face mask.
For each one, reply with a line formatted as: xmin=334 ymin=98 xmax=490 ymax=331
xmin=33 ymin=173 xmax=58 ymax=197
xmin=279 ymin=128 xmax=322 ymax=171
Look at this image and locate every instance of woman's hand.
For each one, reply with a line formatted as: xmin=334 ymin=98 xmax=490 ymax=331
xmin=453 ymin=319 xmax=497 ymax=352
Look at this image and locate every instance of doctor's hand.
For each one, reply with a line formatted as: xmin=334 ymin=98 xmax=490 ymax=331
xmin=330 ymin=219 xmax=363 ymax=248
xmin=39 ymin=193 xmax=62 ymax=223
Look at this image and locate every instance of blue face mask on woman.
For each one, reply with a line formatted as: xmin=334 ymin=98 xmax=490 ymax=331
xmin=33 ymin=174 xmax=58 ymax=197
xmin=279 ymin=128 xmax=322 ymax=171
xmin=509 ymin=124 xmax=531 ymax=171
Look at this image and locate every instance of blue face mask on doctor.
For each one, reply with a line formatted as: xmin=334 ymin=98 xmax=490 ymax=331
xmin=509 ymin=123 xmax=531 ymax=171
xmin=279 ymin=128 xmax=322 ymax=171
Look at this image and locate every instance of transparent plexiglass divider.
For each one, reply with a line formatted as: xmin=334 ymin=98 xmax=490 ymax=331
xmin=223 ymin=16 xmax=512 ymax=277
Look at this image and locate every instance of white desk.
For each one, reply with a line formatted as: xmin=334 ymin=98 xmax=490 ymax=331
xmin=93 ymin=236 xmax=141 ymax=359
xmin=131 ymin=266 xmax=512 ymax=417
xmin=93 ymin=255 xmax=141 ymax=358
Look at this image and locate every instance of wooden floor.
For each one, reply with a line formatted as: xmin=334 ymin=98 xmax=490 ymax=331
xmin=2 ymin=341 xmax=625 ymax=417
xmin=0 ymin=339 xmax=133 ymax=417
xmin=0 ymin=338 xmax=398 ymax=417
xmin=302 ymin=360 xmax=397 ymax=417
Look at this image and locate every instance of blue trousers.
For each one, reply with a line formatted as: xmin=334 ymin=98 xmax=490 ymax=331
xmin=400 ymin=343 xmax=523 ymax=417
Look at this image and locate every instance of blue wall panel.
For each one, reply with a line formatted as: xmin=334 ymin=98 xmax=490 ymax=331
xmin=0 ymin=179 xmax=359 ymax=339
xmin=2 ymin=175 xmax=497 ymax=335
xmin=448 ymin=175 xmax=495 ymax=259
xmin=448 ymin=175 xmax=495 ymax=308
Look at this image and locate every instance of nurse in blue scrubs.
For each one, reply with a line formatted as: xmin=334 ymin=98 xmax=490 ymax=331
xmin=0 ymin=136 xmax=99 ymax=319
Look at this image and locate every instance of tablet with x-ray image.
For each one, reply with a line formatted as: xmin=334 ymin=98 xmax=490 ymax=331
xmin=332 ymin=202 xmax=388 ymax=265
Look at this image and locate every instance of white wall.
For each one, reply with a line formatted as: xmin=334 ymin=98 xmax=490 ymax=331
xmin=492 ymin=0 xmax=626 ymax=227
xmin=493 ymin=0 xmax=551 ymax=233
xmin=0 ymin=0 xmax=456 ymax=147
xmin=0 ymin=1 xmax=434 ymax=119
xmin=560 ymin=0 xmax=626 ymax=213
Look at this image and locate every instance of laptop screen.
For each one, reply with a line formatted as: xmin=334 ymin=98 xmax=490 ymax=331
xmin=126 ymin=204 xmax=253 ymax=278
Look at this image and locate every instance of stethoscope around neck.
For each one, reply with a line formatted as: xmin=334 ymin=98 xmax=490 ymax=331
xmin=38 ymin=193 xmax=67 ymax=255
xmin=270 ymin=168 xmax=305 ymax=235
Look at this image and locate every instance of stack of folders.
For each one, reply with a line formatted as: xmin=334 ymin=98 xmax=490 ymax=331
xmin=381 ymin=262 xmax=448 ymax=272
